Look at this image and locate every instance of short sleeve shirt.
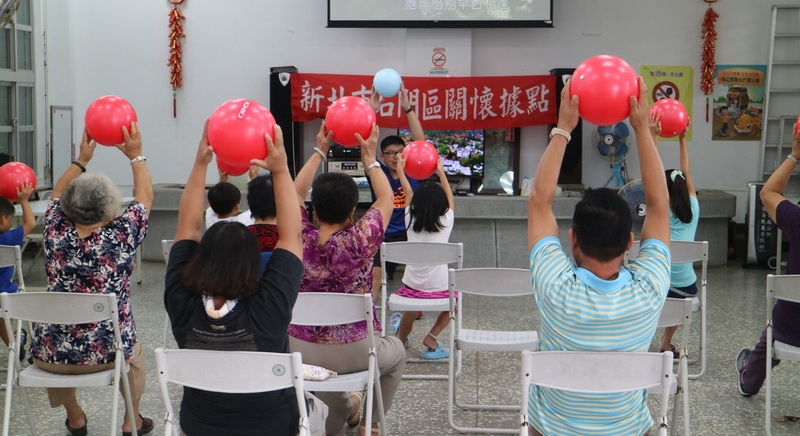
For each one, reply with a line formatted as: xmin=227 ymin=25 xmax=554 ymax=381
xmin=368 ymin=162 xmax=419 ymax=237
xmin=401 ymin=208 xmax=454 ymax=291
xmin=31 ymin=198 xmax=148 ymax=364
xmin=527 ymin=236 xmax=670 ymax=436
xmin=288 ymin=205 xmax=384 ymax=344
xmin=0 ymin=226 xmax=24 ymax=293
xmin=669 ymin=196 xmax=700 ymax=287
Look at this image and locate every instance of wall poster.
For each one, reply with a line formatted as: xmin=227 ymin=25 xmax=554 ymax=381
xmin=640 ymin=65 xmax=693 ymax=142
xmin=710 ymin=65 xmax=766 ymax=141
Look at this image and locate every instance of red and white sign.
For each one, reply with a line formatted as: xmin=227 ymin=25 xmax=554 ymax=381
xmin=290 ymin=73 xmax=556 ymax=129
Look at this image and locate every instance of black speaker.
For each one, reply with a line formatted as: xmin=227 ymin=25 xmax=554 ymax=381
xmin=270 ymin=66 xmax=303 ymax=178
xmin=550 ymin=68 xmax=582 ymax=185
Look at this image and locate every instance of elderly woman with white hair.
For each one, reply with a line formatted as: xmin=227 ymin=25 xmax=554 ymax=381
xmin=29 ymin=122 xmax=154 ymax=436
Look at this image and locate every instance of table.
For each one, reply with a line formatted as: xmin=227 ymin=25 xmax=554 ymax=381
xmin=13 ymin=197 xmax=143 ymax=285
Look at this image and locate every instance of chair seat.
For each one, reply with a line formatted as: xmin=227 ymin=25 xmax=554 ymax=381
xmin=457 ymin=329 xmax=538 ymax=352
xmin=305 ymin=370 xmax=369 ymax=392
xmin=388 ymin=294 xmax=449 ymax=312
xmin=18 ymin=365 xmax=116 ymax=388
xmin=774 ymin=340 xmax=800 ymax=361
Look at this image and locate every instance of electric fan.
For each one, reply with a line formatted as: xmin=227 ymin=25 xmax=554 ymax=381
xmin=0 ymin=0 xmax=19 ymax=28
xmin=593 ymin=122 xmax=630 ymax=188
xmin=618 ymin=179 xmax=646 ymax=236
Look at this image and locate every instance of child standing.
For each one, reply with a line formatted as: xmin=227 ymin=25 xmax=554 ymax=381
xmin=0 ymin=182 xmax=36 ymax=347
xmin=391 ymin=158 xmax=455 ymax=359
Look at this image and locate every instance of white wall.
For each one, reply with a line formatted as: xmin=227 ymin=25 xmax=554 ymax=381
xmin=39 ymin=0 xmax=800 ymax=221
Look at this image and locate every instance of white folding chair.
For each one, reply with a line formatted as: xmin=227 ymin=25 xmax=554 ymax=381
xmin=652 ymin=297 xmax=692 ymax=436
xmin=154 ymin=347 xmax=309 ymax=436
xmin=765 ymin=274 xmax=800 ymax=436
xmin=161 ymin=239 xmax=174 ymax=348
xmin=627 ymin=240 xmax=709 ymax=379
xmin=291 ymin=292 xmax=386 ymax=436
xmin=520 ymin=350 xmax=674 ymax=436
xmin=447 ymin=267 xmax=539 ymax=434
xmin=1 ymin=292 xmax=137 ymax=436
xmin=379 ymin=241 xmax=463 ymax=380
xmin=0 ymin=245 xmax=27 ymax=387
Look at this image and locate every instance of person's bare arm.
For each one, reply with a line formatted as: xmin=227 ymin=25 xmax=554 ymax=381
xmin=436 ymin=159 xmax=455 ymax=211
xmin=361 ymin=124 xmax=393 ymax=228
xmin=528 ymin=83 xmax=579 ymax=252
xmin=174 ymin=121 xmax=213 ymax=242
xmin=15 ymin=182 xmax=35 ymax=236
xmin=648 ymin=111 xmax=662 ymax=148
xmin=631 ymin=78 xmax=670 ymax=245
xmin=116 ymin=122 xmax=153 ymax=214
xmin=400 ymin=84 xmax=426 ymax=141
xmin=761 ymin=126 xmax=800 ymax=222
xmin=679 ymin=120 xmax=696 ymax=196
xmin=294 ymin=122 xmax=332 ymax=204
xmin=397 ymin=154 xmax=414 ymax=207
xmin=52 ymin=128 xmax=95 ymax=199
xmin=251 ymin=125 xmax=302 ymax=260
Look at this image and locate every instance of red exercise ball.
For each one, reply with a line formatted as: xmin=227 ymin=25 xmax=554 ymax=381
xmin=84 ymin=96 xmax=138 ymax=146
xmin=324 ymin=96 xmax=376 ymax=147
xmin=216 ymin=158 xmax=250 ymax=177
xmin=570 ymin=55 xmax=639 ymax=126
xmin=402 ymin=140 xmax=439 ymax=180
xmin=649 ymin=98 xmax=689 ymax=138
xmin=0 ymin=162 xmax=36 ymax=201
xmin=207 ymin=99 xmax=275 ymax=167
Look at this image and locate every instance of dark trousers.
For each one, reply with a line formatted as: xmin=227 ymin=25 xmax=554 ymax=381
xmin=742 ymin=327 xmax=800 ymax=395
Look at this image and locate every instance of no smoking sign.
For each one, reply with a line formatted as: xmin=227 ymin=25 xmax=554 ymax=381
xmin=652 ymin=81 xmax=679 ymax=101
xmin=432 ymin=51 xmax=446 ymax=67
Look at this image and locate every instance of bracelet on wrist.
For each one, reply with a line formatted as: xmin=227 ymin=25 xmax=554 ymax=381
xmin=313 ymin=147 xmax=327 ymax=161
xmin=788 ymin=154 xmax=799 ymax=165
xmin=130 ymin=155 xmax=147 ymax=165
xmin=549 ymin=127 xmax=572 ymax=143
xmin=71 ymin=161 xmax=86 ymax=173
xmin=365 ymin=161 xmax=381 ymax=172
xmin=404 ymin=106 xmax=414 ymax=114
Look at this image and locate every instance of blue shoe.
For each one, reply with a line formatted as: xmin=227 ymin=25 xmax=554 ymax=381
xmin=389 ymin=312 xmax=402 ymax=335
xmin=421 ymin=343 xmax=450 ymax=360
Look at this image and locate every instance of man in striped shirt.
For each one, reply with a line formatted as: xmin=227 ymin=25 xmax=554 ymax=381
xmin=526 ymin=78 xmax=671 ymax=436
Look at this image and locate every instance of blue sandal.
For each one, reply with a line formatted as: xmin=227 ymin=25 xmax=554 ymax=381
xmin=389 ymin=312 xmax=402 ymax=335
xmin=421 ymin=343 xmax=450 ymax=360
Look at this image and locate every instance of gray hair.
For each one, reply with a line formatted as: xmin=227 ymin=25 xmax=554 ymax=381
xmin=60 ymin=173 xmax=122 ymax=225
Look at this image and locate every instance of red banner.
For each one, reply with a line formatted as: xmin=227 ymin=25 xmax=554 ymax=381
xmin=290 ymin=73 xmax=556 ymax=129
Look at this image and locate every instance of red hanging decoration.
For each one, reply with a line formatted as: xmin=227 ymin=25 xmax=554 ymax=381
xmin=700 ymin=4 xmax=719 ymax=96
xmin=168 ymin=2 xmax=185 ymax=117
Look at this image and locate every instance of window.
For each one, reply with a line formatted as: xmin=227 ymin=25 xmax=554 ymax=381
xmin=0 ymin=0 xmax=35 ymax=168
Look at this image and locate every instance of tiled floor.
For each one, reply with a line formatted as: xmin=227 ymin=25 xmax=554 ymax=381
xmin=3 ymin=242 xmax=800 ymax=435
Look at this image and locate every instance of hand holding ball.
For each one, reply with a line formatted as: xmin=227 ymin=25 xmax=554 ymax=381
xmin=0 ymin=162 xmax=36 ymax=201
xmin=373 ymin=68 xmax=402 ymax=98
xmin=325 ymin=96 xmax=376 ymax=147
xmin=207 ymin=99 xmax=275 ymax=167
xmin=570 ymin=55 xmax=639 ymax=126
xmin=402 ymin=140 xmax=439 ymax=180
xmin=649 ymin=99 xmax=689 ymax=138
xmin=85 ymin=96 xmax=138 ymax=146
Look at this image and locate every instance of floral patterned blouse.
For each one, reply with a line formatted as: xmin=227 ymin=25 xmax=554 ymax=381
xmin=288 ymin=206 xmax=384 ymax=344
xmin=31 ymin=198 xmax=148 ymax=365
xmin=248 ymin=223 xmax=279 ymax=252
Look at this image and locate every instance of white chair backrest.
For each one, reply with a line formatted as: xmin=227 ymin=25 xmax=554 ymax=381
xmin=161 ymin=239 xmax=174 ymax=264
xmin=0 ymin=245 xmax=24 ymax=290
xmin=381 ymin=241 xmax=463 ymax=267
xmin=448 ymin=268 xmax=532 ymax=297
xmin=657 ymin=297 xmax=693 ymax=329
xmin=292 ymin=292 xmax=374 ymax=330
xmin=154 ymin=347 xmax=305 ymax=394
xmin=521 ymin=350 xmax=674 ymax=394
xmin=1 ymin=292 xmax=117 ymax=326
xmin=767 ymin=274 xmax=800 ymax=310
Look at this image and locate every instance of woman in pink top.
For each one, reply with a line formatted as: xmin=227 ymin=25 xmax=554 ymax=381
xmin=288 ymin=122 xmax=405 ymax=436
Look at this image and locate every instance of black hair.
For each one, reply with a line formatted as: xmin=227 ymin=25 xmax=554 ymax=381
xmin=181 ymin=221 xmax=261 ymax=300
xmin=0 ymin=196 xmax=13 ymax=216
xmin=409 ymin=181 xmax=449 ymax=233
xmin=311 ymin=172 xmax=358 ymax=224
xmin=246 ymin=175 xmax=276 ymax=220
xmin=207 ymin=182 xmax=241 ymax=216
xmin=665 ymin=169 xmax=693 ymax=224
xmin=380 ymin=135 xmax=405 ymax=151
xmin=572 ymin=188 xmax=632 ymax=261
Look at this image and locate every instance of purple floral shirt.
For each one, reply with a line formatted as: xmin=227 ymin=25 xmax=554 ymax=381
xmin=288 ymin=206 xmax=384 ymax=344
xmin=31 ymin=198 xmax=148 ymax=364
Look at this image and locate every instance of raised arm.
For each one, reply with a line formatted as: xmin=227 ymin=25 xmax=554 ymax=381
xmin=400 ymin=84 xmax=425 ymax=141
xmin=52 ymin=128 xmax=95 ymax=199
xmin=648 ymin=111 xmax=662 ymax=148
xmin=396 ymin=154 xmax=414 ymax=206
xmin=761 ymin=125 xmax=800 ymax=222
xmin=116 ymin=121 xmax=153 ymax=214
xmin=528 ymin=82 xmax=579 ymax=252
xmin=435 ymin=159 xmax=455 ymax=210
xmin=361 ymin=124 xmax=393 ymax=228
xmin=294 ymin=122 xmax=332 ymax=204
xmin=174 ymin=121 xmax=213 ymax=242
xmin=251 ymin=125 xmax=302 ymax=260
xmin=15 ymin=182 xmax=35 ymax=236
xmin=679 ymin=120 xmax=696 ymax=196
xmin=630 ymin=78 xmax=670 ymax=245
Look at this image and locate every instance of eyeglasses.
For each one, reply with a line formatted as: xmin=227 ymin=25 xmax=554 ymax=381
xmin=382 ymin=150 xmax=403 ymax=157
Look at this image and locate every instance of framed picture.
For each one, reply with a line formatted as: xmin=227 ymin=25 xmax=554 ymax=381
xmin=478 ymin=128 xmax=520 ymax=195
